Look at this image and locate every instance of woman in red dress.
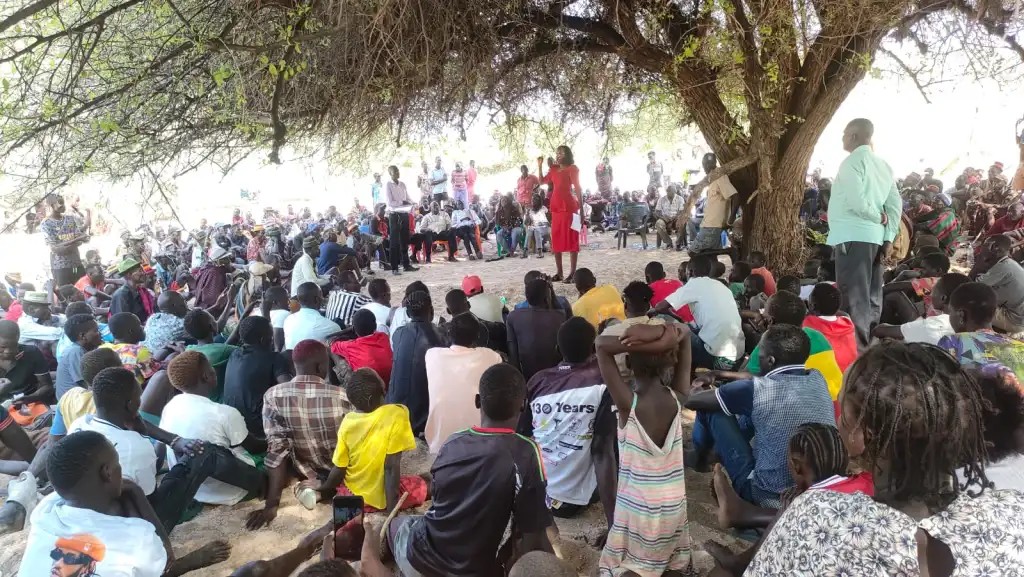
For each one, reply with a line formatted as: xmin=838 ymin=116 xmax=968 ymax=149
xmin=537 ymin=145 xmax=584 ymax=282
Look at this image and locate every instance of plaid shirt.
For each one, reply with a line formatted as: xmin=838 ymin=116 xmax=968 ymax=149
xmin=262 ymin=375 xmax=352 ymax=479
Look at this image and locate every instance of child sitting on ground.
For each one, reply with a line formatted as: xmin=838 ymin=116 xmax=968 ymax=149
xmin=595 ymin=323 xmax=695 ymax=576
xmin=880 ymin=252 xmax=951 ymax=324
xmin=776 ymin=275 xmax=802 ymax=297
xmin=306 ymin=368 xmax=425 ymax=513
xmin=728 ymin=261 xmax=752 ymax=301
xmin=803 ymin=283 xmax=857 ymax=373
xmin=938 ymin=282 xmax=1024 ymax=389
xmin=743 ymin=274 xmax=769 ymax=312
xmin=872 ymin=273 xmax=970 ymax=345
xmin=749 ymin=251 xmax=777 ymax=296
xmin=704 ymin=423 xmax=873 ymax=576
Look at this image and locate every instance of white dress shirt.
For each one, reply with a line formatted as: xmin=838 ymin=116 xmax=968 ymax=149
xmin=283 ymin=307 xmax=342 ymax=350
xmin=290 ymin=252 xmax=329 ymax=296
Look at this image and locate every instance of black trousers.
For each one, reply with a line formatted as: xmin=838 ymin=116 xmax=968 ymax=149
xmin=387 ymin=212 xmax=411 ymax=271
xmin=421 ymin=230 xmax=455 ymax=261
xmin=148 ymin=443 xmax=263 ymax=532
xmin=52 ymin=263 xmax=86 ymax=287
xmin=453 ymin=226 xmax=481 ymax=256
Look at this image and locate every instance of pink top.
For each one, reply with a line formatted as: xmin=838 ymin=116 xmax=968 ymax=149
xmin=424 ymin=345 xmax=502 ymax=453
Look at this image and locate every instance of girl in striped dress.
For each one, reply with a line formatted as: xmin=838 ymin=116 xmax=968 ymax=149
xmin=594 ymin=323 xmax=694 ymax=577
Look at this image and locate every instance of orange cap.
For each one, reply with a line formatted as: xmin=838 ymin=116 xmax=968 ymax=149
xmin=54 ymin=534 xmax=106 ymax=561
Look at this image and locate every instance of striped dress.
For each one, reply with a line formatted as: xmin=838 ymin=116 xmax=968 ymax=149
xmin=598 ymin=392 xmax=692 ymax=576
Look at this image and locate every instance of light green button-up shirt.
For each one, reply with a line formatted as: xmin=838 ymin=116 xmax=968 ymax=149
xmin=826 ymin=145 xmax=902 ymax=247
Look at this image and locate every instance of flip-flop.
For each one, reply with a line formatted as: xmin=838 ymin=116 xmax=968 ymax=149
xmin=550 ymin=273 xmax=563 ymax=282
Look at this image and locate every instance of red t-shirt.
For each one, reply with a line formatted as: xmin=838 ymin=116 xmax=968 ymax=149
xmin=649 ymin=278 xmax=694 ymax=323
xmin=3 ymin=300 xmax=23 ymax=322
xmin=809 ymin=472 xmax=874 ymax=496
xmin=751 ymin=267 xmax=777 ymax=296
xmin=330 ymin=332 xmax=394 ymax=385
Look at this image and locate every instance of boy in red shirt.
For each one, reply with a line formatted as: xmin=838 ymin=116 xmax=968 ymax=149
xmin=330 ymin=309 xmax=393 ymax=385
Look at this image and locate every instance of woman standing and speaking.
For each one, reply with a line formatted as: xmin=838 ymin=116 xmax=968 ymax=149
xmin=537 ymin=145 xmax=584 ymax=282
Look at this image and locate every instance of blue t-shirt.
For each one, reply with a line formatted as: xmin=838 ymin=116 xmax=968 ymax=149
xmin=317 ymin=242 xmax=356 ymax=275
xmin=54 ymin=343 xmax=87 ymax=400
xmin=714 ymin=366 xmax=834 ymax=500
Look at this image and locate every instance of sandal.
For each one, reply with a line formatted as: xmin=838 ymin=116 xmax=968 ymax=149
xmin=564 ymin=271 xmax=575 ymax=284
xmin=550 ymin=273 xmax=563 ymax=282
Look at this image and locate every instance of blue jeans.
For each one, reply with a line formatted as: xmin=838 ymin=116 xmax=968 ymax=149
xmin=497 ymin=226 xmax=523 ymax=255
xmin=692 ymin=411 xmax=756 ymax=502
xmin=690 ymin=331 xmax=718 ymax=370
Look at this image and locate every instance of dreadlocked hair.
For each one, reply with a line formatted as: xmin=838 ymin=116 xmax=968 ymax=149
xmin=788 ymin=423 xmax=849 ymax=483
xmin=842 ymin=342 xmax=989 ymax=510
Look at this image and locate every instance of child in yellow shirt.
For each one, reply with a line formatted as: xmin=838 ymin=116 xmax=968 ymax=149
xmin=306 ymin=368 xmax=426 ymax=513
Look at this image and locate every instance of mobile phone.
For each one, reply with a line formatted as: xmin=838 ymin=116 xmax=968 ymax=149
xmin=332 ymin=495 xmax=363 ymax=533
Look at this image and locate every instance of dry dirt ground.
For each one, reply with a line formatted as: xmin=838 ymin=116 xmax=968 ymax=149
xmin=0 ymin=232 xmax=747 ymax=576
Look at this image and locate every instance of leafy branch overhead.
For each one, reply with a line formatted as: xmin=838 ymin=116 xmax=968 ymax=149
xmin=0 ymin=0 xmax=1021 ymax=210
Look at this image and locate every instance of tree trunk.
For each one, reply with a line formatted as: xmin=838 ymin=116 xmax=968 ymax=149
xmin=747 ymin=139 xmax=818 ymax=271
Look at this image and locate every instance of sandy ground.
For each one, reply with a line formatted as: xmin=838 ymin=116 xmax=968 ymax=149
xmin=0 ymin=231 xmax=747 ymax=576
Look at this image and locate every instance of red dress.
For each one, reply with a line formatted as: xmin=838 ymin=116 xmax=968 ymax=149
xmin=543 ymin=165 xmax=580 ymax=253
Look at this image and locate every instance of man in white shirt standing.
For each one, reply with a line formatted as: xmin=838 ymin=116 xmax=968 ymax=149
xmin=654 ymin=184 xmax=688 ymax=250
xmin=290 ymin=236 xmax=331 ymax=296
xmin=283 ymin=283 xmax=342 ymax=350
xmin=691 ymin=152 xmax=738 ymax=252
xmin=385 ymin=165 xmax=419 ymax=276
xmin=655 ymin=255 xmax=743 ymax=369
xmin=430 ymin=157 xmax=448 ymax=203
xmin=424 ymin=314 xmax=501 ymax=453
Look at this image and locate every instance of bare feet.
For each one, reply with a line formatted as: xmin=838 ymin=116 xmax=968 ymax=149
xmin=712 ymin=464 xmax=742 ymax=529
xmin=167 ymin=541 xmax=232 ymax=576
xmin=704 ymin=540 xmax=744 ymax=576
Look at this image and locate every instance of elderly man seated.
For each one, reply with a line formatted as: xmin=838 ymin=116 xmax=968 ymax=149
xmin=654 ymin=184 xmax=688 ymax=250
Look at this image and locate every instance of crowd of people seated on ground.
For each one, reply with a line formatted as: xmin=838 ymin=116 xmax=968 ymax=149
xmin=2 ymin=136 xmax=1024 ymax=576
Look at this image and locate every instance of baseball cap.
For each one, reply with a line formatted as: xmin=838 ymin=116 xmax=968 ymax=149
xmin=462 ymin=275 xmax=483 ymax=296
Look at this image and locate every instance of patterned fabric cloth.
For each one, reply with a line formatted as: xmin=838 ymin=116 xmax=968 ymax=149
xmin=599 ymin=393 xmax=691 ymax=577
xmin=246 ymin=237 xmax=265 ymax=261
xmin=747 ymin=488 xmax=1024 ymax=576
xmin=938 ymin=330 xmax=1024 ymax=389
xmin=325 ymin=290 xmax=371 ymax=328
xmin=910 ymin=276 xmax=939 ymax=317
xmin=193 ymin=262 xmax=230 ymax=309
xmin=100 ymin=343 xmax=159 ymax=384
xmin=143 ymin=313 xmax=187 ymax=353
xmin=40 ymin=214 xmax=85 ymax=269
xmin=917 ymin=206 xmax=961 ymax=256
xmin=262 ymin=375 xmax=352 ymax=480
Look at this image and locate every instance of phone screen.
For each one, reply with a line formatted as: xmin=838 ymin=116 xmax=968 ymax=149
xmin=332 ymin=495 xmax=364 ymax=531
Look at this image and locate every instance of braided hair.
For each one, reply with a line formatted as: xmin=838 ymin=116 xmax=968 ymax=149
xmin=841 ymin=342 xmax=989 ymax=510
xmin=788 ymin=423 xmax=849 ymax=482
xmin=345 ymin=368 xmax=385 ymax=412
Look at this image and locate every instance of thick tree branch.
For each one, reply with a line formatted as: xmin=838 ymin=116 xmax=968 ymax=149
xmin=0 ymin=0 xmax=58 ymax=34
xmin=679 ymin=152 xmax=757 ymax=222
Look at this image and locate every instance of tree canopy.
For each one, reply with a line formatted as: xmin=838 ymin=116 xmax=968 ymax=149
xmin=2 ymin=0 xmax=1021 ymax=261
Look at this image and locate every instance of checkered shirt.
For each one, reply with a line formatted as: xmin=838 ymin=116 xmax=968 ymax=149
xmin=262 ymin=375 xmax=352 ymax=480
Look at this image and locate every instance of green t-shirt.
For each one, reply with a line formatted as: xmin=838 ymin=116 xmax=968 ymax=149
xmin=186 ymin=342 xmax=238 ymax=401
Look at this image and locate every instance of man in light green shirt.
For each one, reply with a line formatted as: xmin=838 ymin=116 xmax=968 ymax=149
xmin=828 ymin=118 xmax=902 ymax=351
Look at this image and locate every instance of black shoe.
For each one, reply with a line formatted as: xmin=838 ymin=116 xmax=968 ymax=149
xmin=403 ymin=265 xmax=420 ymax=272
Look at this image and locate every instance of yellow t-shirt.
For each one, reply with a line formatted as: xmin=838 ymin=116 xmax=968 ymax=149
xmin=331 ymin=404 xmax=416 ymax=510
xmin=58 ymin=387 xmax=95 ymax=428
xmin=572 ymin=284 xmax=626 ymax=329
